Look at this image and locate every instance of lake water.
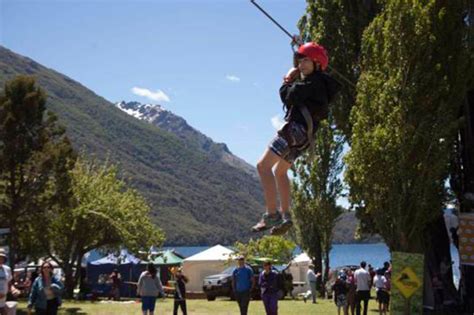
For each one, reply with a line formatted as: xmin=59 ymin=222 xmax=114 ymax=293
xmin=163 ymin=243 xmax=460 ymax=287
xmin=86 ymin=243 xmax=460 ymax=286
xmin=164 ymin=243 xmax=392 ymax=268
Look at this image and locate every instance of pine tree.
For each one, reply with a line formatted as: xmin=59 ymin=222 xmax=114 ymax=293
xmin=292 ymin=120 xmax=344 ymax=286
xmin=0 ymin=76 xmax=75 ymax=265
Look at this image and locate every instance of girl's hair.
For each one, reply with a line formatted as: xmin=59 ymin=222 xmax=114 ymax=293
xmin=293 ymin=53 xmax=321 ymax=71
xmin=147 ymin=263 xmax=157 ymax=279
xmin=40 ymin=261 xmax=54 ymax=278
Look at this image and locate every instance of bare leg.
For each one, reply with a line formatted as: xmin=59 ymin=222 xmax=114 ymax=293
xmin=274 ymin=160 xmax=292 ymax=214
xmin=257 ymin=149 xmax=283 ymax=214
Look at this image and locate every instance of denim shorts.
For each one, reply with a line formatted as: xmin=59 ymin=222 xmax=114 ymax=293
xmin=141 ymin=296 xmax=157 ymax=311
xmin=269 ymin=121 xmax=315 ymax=163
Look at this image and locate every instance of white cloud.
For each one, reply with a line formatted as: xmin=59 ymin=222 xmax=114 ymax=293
xmin=226 ymin=75 xmax=241 ymax=82
xmin=131 ymin=87 xmax=170 ymax=102
xmin=271 ymin=115 xmax=285 ymax=130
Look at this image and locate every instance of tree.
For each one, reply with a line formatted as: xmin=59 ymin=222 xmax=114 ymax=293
xmin=345 ymin=0 xmax=471 ymax=253
xmin=33 ymin=158 xmax=165 ymax=297
xmin=344 ymin=1 xmax=472 ymax=307
xmin=301 ymin=0 xmax=380 ymax=139
xmin=291 ymin=120 xmax=344 ymax=286
xmin=233 ymin=236 xmax=296 ymax=264
xmin=0 ymin=76 xmax=75 ymax=266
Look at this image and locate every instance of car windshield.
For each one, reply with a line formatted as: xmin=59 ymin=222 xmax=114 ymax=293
xmin=220 ymin=266 xmax=236 ymax=275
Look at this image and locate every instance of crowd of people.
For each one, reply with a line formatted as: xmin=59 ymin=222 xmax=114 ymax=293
xmin=1 ymin=247 xmax=395 ymax=315
xmin=330 ymin=261 xmax=392 ymax=315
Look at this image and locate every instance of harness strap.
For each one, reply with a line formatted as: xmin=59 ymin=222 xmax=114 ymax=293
xmin=298 ymin=104 xmax=315 ymax=149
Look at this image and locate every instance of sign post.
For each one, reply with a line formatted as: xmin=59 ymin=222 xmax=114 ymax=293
xmin=391 ymin=252 xmax=424 ymax=315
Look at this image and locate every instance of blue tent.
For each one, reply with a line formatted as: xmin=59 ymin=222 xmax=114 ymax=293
xmin=87 ymin=250 xmax=142 ymax=298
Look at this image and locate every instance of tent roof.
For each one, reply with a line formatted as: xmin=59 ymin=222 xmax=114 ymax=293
xmin=292 ymin=252 xmax=311 ymax=263
xmin=89 ymin=249 xmax=140 ymax=265
xmin=184 ymin=245 xmax=234 ymax=262
xmin=150 ymin=250 xmax=183 ymax=265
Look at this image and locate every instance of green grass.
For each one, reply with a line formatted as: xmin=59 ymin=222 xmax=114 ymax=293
xmin=15 ymin=297 xmax=383 ymax=315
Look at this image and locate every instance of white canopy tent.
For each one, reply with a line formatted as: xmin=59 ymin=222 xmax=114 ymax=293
xmin=289 ymin=252 xmax=311 ymax=294
xmin=182 ymin=245 xmax=235 ymax=292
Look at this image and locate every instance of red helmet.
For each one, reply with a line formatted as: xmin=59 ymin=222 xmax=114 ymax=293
xmin=297 ymin=42 xmax=329 ymax=71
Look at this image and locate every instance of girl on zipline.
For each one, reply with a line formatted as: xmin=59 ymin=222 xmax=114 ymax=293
xmin=252 ymin=42 xmax=341 ymax=235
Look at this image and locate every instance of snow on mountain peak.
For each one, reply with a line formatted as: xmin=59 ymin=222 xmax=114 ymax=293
xmin=116 ymin=101 xmax=166 ymax=122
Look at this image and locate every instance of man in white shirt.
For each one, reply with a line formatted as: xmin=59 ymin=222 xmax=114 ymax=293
xmin=354 ymin=261 xmax=371 ymax=315
xmin=0 ymin=249 xmax=12 ymax=315
xmin=303 ymin=264 xmax=318 ymax=304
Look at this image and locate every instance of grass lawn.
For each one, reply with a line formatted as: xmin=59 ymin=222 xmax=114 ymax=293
xmin=14 ymin=296 xmax=383 ymax=315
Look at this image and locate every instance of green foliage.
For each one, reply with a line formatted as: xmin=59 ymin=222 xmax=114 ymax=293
xmin=0 ymin=47 xmax=264 ymax=245
xmin=233 ymin=236 xmax=296 ymax=264
xmin=45 ymin=158 xmax=164 ymax=254
xmin=345 ymin=0 xmax=473 ymax=252
xmin=291 ymin=119 xmax=344 ymax=278
xmin=35 ymin=157 xmax=164 ymax=296
xmin=302 ymin=0 xmax=380 ymax=139
xmin=0 ymin=75 xmax=75 ymax=263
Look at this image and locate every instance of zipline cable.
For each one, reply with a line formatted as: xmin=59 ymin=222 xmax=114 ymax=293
xmin=250 ymin=0 xmax=357 ymax=89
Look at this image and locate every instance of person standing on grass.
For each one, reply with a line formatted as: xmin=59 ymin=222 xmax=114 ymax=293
xmin=0 ymin=249 xmax=12 ymax=315
xmin=173 ymin=267 xmax=188 ymax=315
xmin=332 ymin=273 xmax=349 ymax=315
xmin=354 ymin=261 xmax=371 ymax=315
xmin=259 ymin=261 xmax=279 ymax=315
xmin=346 ymin=269 xmax=356 ymax=315
xmin=137 ymin=263 xmax=165 ymax=315
xmin=303 ymin=264 xmax=318 ymax=304
xmin=27 ymin=261 xmax=63 ymax=315
xmin=232 ymin=256 xmax=255 ymax=315
xmin=108 ymin=269 xmax=121 ymax=301
xmin=373 ymin=269 xmax=389 ymax=315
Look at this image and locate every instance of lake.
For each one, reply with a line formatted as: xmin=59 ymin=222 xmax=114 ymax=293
xmin=164 ymin=243 xmax=391 ymax=268
xmin=163 ymin=243 xmax=460 ymax=287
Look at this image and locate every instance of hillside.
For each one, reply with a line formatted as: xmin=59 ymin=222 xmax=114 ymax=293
xmin=332 ymin=211 xmax=383 ymax=244
xmin=0 ymin=46 xmax=264 ymax=245
xmin=115 ymin=101 xmax=257 ymax=178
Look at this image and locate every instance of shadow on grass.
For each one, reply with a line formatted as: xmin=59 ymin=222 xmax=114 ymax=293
xmin=17 ymin=307 xmax=87 ymax=315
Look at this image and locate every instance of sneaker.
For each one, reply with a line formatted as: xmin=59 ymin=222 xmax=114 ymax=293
xmin=251 ymin=212 xmax=283 ymax=232
xmin=270 ymin=213 xmax=293 ymax=235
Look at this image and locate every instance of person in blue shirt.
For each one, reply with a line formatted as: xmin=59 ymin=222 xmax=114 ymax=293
xmin=27 ymin=261 xmax=63 ymax=315
xmin=232 ymin=256 xmax=255 ymax=315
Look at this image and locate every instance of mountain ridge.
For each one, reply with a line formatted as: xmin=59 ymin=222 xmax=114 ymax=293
xmin=0 ymin=45 xmax=264 ymax=245
xmin=115 ymin=101 xmax=257 ymax=178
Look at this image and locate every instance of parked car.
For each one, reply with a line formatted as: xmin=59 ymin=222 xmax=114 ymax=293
xmin=202 ymin=266 xmax=235 ymax=301
xmin=203 ymin=263 xmax=292 ymax=301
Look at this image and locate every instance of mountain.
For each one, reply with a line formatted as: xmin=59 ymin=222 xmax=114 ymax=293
xmin=115 ymin=101 xmax=257 ymax=178
xmin=332 ymin=211 xmax=383 ymax=244
xmin=0 ymin=46 xmax=264 ymax=245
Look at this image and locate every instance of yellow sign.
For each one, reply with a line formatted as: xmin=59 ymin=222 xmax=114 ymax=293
xmin=393 ymin=267 xmax=422 ymax=299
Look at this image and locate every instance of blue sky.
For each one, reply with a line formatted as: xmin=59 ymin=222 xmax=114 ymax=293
xmin=1 ymin=0 xmax=307 ymax=165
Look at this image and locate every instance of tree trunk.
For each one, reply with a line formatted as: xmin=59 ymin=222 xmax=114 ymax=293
xmin=62 ymin=262 xmax=76 ymax=299
xmin=424 ymin=215 xmax=459 ymax=311
xmin=8 ymin=218 xmax=17 ymax=269
xmin=457 ymin=89 xmax=474 ymax=313
xmin=321 ymin=249 xmax=330 ymax=298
